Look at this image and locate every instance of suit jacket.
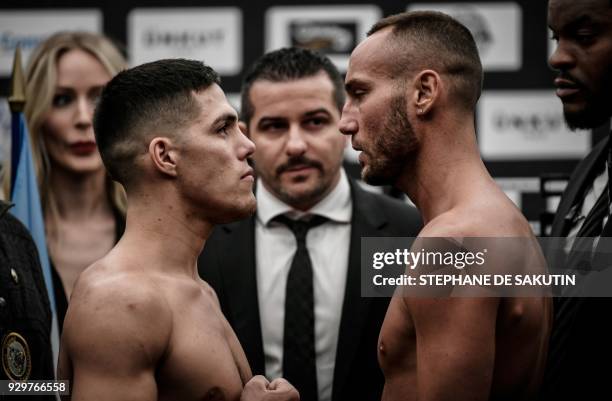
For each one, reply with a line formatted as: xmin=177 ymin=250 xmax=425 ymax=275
xmin=198 ymin=180 xmax=421 ymax=401
xmin=542 ymin=136 xmax=612 ymax=401
xmin=550 ymin=136 xmax=609 ymax=238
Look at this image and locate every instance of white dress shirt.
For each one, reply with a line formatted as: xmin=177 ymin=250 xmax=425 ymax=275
xmin=255 ymin=169 xmax=352 ymax=401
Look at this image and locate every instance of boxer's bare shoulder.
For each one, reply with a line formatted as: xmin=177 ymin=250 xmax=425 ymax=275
xmin=421 ymin=197 xmax=531 ymax=239
xmin=380 ymin=198 xmax=550 ymax=401
xmin=60 ymin=254 xmax=251 ymax=401
xmin=59 ymin=258 xmax=172 ymax=401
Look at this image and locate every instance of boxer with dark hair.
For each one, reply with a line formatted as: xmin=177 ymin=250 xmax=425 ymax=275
xmin=340 ymin=11 xmax=551 ymax=401
xmin=58 ymin=59 xmax=298 ymax=401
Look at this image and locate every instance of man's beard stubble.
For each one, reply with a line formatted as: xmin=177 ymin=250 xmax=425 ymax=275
xmin=564 ymin=98 xmax=612 ymax=131
xmin=560 ymin=72 xmax=612 ymax=131
xmin=362 ymin=95 xmax=419 ymax=186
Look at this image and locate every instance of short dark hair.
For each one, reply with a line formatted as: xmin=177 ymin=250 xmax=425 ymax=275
xmin=240 ymin=47 xmax=345 ymax=125
xmin=94 ymin=58 xmax=220 ymax=186
xmin=369 ymin=11 xmax=483 ymax=111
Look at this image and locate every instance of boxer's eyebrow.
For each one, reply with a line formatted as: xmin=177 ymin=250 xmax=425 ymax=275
xmin=345 ymin=80 xmax=369 ymax=97
xmin=209 ymin=113 xmax=237 ymax=133
xmin=346 ymin=78 xmax=367 ymax=89
xmin=212 ymin=112 xmax=237 ymax=128
xmin=345 ymin=81 xmax=357 ymax=93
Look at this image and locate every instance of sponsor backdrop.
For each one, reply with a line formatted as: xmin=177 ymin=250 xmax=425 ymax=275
xmin=0 ymin=0 xmax=609 ymax=234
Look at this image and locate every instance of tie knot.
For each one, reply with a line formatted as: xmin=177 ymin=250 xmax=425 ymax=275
xmin=274 ymin=214 xmax=328 ymax=243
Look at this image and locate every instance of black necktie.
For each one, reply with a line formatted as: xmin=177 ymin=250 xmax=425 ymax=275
xmin=274 ymin=214 xmax=327 ymax=401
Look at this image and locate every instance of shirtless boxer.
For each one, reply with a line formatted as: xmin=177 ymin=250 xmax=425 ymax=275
xmin=57 ymin=59 xmax=298 ymax=401
xmin=339 ymin=12 xmax=552 ymax=401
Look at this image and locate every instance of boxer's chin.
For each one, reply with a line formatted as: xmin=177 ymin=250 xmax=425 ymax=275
xmin=234 ymin=194 xmax=257 ymax=219
xmin=361 ymin=164 xmax=395 ymax=186
xmin=211 ymin=193 xmax=256 ymax=225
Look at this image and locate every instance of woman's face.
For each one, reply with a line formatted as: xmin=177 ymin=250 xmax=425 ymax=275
xmin=42 ymin=48 xmax=111 ymax=176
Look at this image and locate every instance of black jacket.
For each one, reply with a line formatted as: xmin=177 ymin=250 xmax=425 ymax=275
xmin=542 ymin=136 xmax=612 ymax=400
xmin=0 ymin=201 xmax=54 ymax=400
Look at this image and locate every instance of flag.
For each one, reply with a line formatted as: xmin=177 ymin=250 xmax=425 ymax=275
xmin=9 ymin=47 xmax=60 ymax=376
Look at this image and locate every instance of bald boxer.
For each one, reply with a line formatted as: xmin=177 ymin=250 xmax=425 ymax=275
xmin=57 ymin=59 xmax=298 ymax=401
xmin=339 ymin=12 xmax=552 ymax=401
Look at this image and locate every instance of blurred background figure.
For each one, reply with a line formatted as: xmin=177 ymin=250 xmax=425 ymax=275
xmin=2 ymin=32 xmax=127 ymax=330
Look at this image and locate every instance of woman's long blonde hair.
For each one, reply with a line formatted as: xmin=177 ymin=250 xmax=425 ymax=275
xmin=3 ymin=31 xmax=127 ymax=220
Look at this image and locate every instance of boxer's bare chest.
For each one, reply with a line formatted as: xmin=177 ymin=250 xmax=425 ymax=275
xmin=157 ymin=280 xmax=251 ymax=401
xmin=377 ymin=297 xmax=418 ymax=401
xmin=378 ymin=297 xmax=417 ymax=376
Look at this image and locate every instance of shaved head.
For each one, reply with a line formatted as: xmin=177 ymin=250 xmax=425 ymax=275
xmin=368 ymin=11 xmax=483 ymax=111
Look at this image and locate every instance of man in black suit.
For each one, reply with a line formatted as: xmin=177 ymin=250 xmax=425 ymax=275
xmin=198 ymin=47 xmax=421 ymax=401
xmin=543 ymin=0 xmax=612 ymax=399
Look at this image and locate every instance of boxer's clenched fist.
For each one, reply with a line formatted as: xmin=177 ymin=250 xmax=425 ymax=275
xmin=241 ymin=376 xmax=299 ymax=401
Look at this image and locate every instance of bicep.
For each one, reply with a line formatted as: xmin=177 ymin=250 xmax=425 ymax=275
xmin=70 ymin=365 xmax=157 ymax=401
xmin=408 ymin=297 xmax=499 ymax=401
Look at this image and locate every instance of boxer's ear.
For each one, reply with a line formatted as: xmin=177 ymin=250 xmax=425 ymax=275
xmin=239 ymin=121 xmax=249 ymax=137
xmin=148 ymin=137 xmax=178 ymax=177
xmin=412 ymin=69 xmax=440 ymax=117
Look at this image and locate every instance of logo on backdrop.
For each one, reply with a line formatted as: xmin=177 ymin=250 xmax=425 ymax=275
xmin=129 ymin=8 xmax=242 ymax=75
xmin=266 ymin=5 xmax=381 ymax=72
xmin=289 ymin=21 xmax=356 ymax=56
xmin=142 ymin=29 xmax=225 ymax=49
xmin=0 ymin=10 xmax=101 ymax=76
xmin=477 ymin=90 xmax=591 ymax=160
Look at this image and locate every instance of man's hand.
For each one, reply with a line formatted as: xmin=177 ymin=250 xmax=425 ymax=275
xmin=241 ymin=376 xmax=299 ymax=401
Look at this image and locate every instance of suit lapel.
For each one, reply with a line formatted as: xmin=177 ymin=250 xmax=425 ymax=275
xmin=592 ymin=136 xmax=612 ymax=266
xmin=551 ymin=137 xmax=609 ymax=237
xmin=220 ymin=217 xmax=266 ymax=375
xmin=332 ymin=181 xmax=387 ymax=400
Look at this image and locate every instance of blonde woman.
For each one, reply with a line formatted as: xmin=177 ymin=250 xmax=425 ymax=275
xmin=3 ymin=32 xmax=127 ymax=330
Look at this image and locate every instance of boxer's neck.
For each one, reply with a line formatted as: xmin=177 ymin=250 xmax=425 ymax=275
xmin=120 ymin=189 xmax=212 ymax=279
xmin=396 ymin=115 xmax=490 ymax=224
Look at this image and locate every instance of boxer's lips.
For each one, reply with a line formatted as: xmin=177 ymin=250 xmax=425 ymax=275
xmin=554 ymin=78 xmax=581 ymax=98
xmin=358 ymin=152 xmax=369 ymax=167
xmin=350 ymin=144 xmax=367 ymax=165
xmin=241 ymin=168 xmax=255 ymax=181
